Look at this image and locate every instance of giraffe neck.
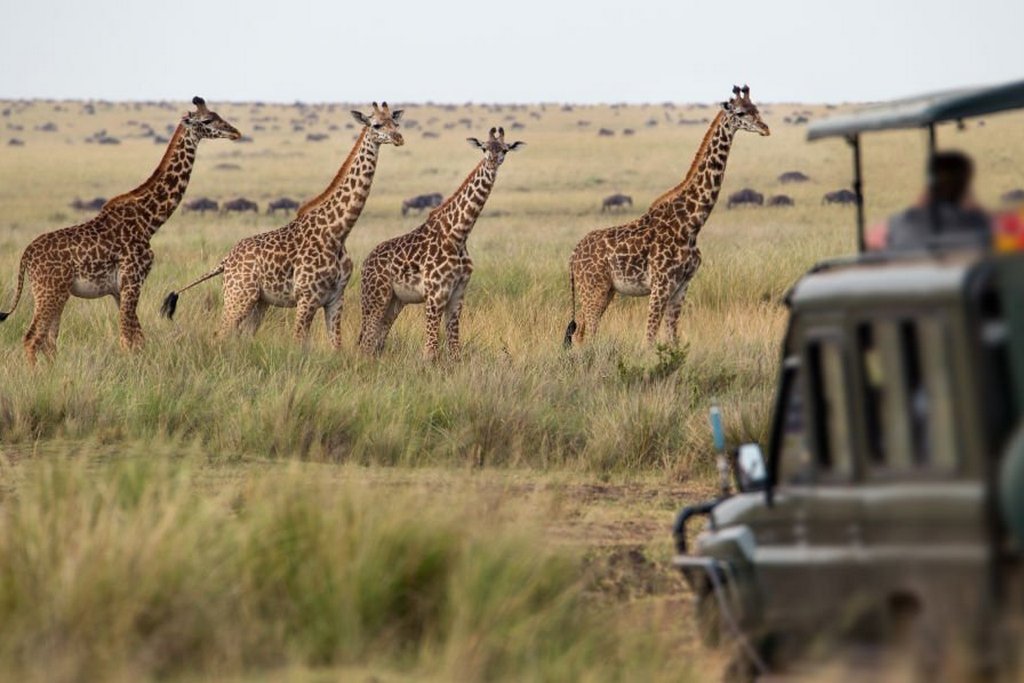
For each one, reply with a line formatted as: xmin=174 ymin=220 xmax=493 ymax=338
xmin=296 ymin=128 xmax=380 ymax=244
xmin=428 ymin=160 xmax=498 ymax=244
xmin=648 ymin=111 xmax=736 ymax=235
xmin=102 ymin=122 xmax=200 ymax=237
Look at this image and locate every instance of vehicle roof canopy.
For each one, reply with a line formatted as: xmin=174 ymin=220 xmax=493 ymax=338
xmin=807 ymin=79 xmax=1024 ymax=141
xmin=788 ymin=254 xmax=986 ymax=310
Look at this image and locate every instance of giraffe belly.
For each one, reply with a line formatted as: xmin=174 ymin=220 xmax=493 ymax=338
xmin=611 ymin=275 xmax=651 ymax=297
xmin=71 ymin=273 xmax=119 ymax=299
xmin=393 ymin=281 xmax=425 ymax=304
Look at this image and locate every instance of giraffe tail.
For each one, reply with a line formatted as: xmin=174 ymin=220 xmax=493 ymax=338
xmin=0 ymin=255 xmax=27 ymax=322
xmin=563 ymin=270 xmax=577 ymax=349
xmin=160 ymin=265 xmax=225 ymax=320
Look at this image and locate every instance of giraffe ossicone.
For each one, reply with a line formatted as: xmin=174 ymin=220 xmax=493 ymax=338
xmin=358 ymin=126 xmax=525 ymax=360
xmin=564 ymin=85 xmax=769 ymax=348
xmin=0 ymin=96 xmax=241 ymax=364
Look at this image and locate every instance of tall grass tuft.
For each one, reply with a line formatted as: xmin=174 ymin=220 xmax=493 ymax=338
xmin=0 ymin=449 xmax=689 ymax=682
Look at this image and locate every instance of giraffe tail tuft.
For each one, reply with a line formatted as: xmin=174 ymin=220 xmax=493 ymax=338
xmin=563 ymin=268 xmax=577 ymax=349
xmin=563 ymin=320 xmax=577 ymax=349
xmin=160 ymin=264 xmax=225 ymax=321
xmin=0 ymin=311 xmax=9 ymax=322
xmin=160 ymin=292 xmax=180 ymax=320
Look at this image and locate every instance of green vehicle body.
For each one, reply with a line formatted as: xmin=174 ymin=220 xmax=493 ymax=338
xmin=673 ymin=80 xmax=1024 ymax=677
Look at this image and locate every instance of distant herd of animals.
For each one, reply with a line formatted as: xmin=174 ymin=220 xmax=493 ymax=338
xmin=2 ymin=89 xmax=1023 ymax=364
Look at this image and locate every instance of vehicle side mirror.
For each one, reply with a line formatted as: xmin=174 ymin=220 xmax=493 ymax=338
xmin=733 ymin=443 xmax=767 ymax=492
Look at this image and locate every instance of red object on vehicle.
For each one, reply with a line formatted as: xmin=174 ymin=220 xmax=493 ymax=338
xmin=995 ymin=207 xmax=1024 ymax=252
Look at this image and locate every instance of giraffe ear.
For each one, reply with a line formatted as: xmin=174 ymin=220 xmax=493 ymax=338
xmin=507 ymin=141 xmax=525 ymax=151
xmin=351 ymin=110 xmax=371 ymax=126
xmin=391 ymin=109 xmax=404 ymax=122
xmin=721 ymin=101 xmax=733 ymax=112
xmin=466 ymin=137 xmax=485 ymax=150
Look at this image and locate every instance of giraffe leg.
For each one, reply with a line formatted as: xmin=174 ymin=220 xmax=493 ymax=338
xmin=422 ymin=297 xmax=445 ymax=362
xmin=573 ymin=273 xmax=614 ymax=345
xmin=358 ymin=271 xmax=395 ymax=355
xmin=117 ymin=255 xmax=153 ymax=352
xmin=662 ymin=281 xmax=691 ymax=346
xmin=24 ymin=284 xmax=69 ymax=365
xmin=645 ymin=284 xmax=671 ymax=346
xmin=292 ymin=296 xmax=318 ymax=346
xmin=444 ymin=281 xmax=468 ymax=360
xmin=240 ymin=300 xmax=269 ymax=335
xmin=376 ymin=296 xmax=405 ymax=354
xmin=219 ymin=282 xmax=262 ymax=338
xmin=324 ymin=260 xmax=352 ymax=350
xmin=324 ymin=294 xmax=345 ymax=350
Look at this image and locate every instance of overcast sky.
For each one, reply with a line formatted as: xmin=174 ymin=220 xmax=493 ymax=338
xmin=1 ymin=0 xmax=1020 ymax=104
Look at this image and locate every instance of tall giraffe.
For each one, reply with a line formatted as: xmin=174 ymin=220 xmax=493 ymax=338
xmin=161 ymin=102 xmax=404 ymax=348
xmin=0 ymin=97 xmax=241 ymax=364
xmin=564 ymin=85 xmax=769 ymax=347
xmin=358 ymin=127 xmax=524 ymax=360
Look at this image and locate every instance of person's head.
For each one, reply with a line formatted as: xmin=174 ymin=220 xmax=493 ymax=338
xmin=928 ymin=151 xmax=974 ymax=204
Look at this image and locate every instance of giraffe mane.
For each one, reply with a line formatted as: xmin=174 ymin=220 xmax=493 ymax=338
xmin=102 ymin=122 xmax=187 ymax=209
xmin=297 ymin=127 xmax=369 ymax=217
xmin=426 ymin=158 xmax=486 ymax=221
xmin=648 ymin=110 xmax=726 ymax=209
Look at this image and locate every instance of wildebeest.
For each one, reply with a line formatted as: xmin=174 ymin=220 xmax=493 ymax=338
xmin=401 ymin=192 xmax=443 ymax=216
xmin=601 ymin=193 xmax=633 ymax=212
xmin=778 ymin=170 xmax=810 ymax=183
xmin=597 ymin=128 xmax=615 ymax=136
xmin=184 ymin=197 xmax=219 ymax=214
xmin=767 ymin=194 xmax=795 ymax=207
xmin=822 ymin=189 xmax=857 ymax=205
xmin=70 ymin=197 xmax=106 ymax=212
xmin=222 ymin=197 xmax=259 ymax=214
xmin=727 ymin=188 xmax=764 ymax=209
xmin=1001 ymin=188 xmax=1024 ymax=204
xmin=266 ymin=197 xmax=300 ymax=214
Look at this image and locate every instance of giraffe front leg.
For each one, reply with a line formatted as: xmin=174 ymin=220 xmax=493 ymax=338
xmin=292 ymin=296 xmax=319 ymax=346
xmin=662 ymin=281 xmax=691 ymax=347
xmin=117 ymin=278 xmax=147 ymax=351
xmin=324 ymin=259 xmax=352 ymax=351
xmin=444 ymin=280 xmax=468 ymax=360
xmin=422 ymin=297 xmax=445 ymax=362
xmin=645 ymin=285 xmax=671 ymax=346
xmin=118 ymin=255 xmax=153 ymax=351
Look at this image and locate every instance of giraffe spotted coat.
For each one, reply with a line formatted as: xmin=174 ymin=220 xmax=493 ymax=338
xmin=358 ymin=127 xmax=524 ymax=360
xmin=0 ymin=97 xmax=240 ymax=364
xmin=565 ymin=86 xmax=770 ymax=347
xmin=162 ymin=102 xmax=404 ymax=348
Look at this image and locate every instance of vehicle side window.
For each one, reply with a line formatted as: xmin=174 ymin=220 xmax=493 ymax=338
xmin=776 ymin=362 xmax=814 ymax=485
xmin=806 ymin=337 xmax=854 ymax=481
xmin=856 ymin=316 xmax=957 ymax=475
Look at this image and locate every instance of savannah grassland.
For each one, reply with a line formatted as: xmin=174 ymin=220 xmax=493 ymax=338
xmin=0 ymin=97 xmax=1022 ymax=681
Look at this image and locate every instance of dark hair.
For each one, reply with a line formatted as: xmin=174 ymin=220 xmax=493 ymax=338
xmin=927 ymin=151 xmax=973 ymax=203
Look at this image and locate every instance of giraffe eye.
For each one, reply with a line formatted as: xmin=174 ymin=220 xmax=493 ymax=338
xmin=372 ymin=123 xmax=383 ymax=129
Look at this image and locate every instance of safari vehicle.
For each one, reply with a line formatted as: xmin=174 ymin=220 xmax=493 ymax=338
xmin=673 ymin=79 xmax=1024 ymax=680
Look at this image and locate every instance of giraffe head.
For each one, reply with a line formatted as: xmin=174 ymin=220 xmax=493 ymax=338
xmin=351 ymin=101 xmax=405 ymax=146
xmin=466 ymin=127 xmax=525 ymax=168
xmin=184 ymin=96 xmax=242 ymax=140
xmin=721 ymin=85 xmax=770 ymax=137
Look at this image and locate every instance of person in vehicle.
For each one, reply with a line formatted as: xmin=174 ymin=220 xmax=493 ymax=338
xmin=866 ymin=151 xmax=992 ymax=251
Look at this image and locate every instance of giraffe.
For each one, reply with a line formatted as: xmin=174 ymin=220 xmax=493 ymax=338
xmin=0 ymin=97 xmax=241 ymax=365
xmin=160 ymin=102 xmax=404 ymax=348
xmin=358 ymin=127 xmax=524 ymax=360
xmin=564 ymin=85 xmax=769 ymax=348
